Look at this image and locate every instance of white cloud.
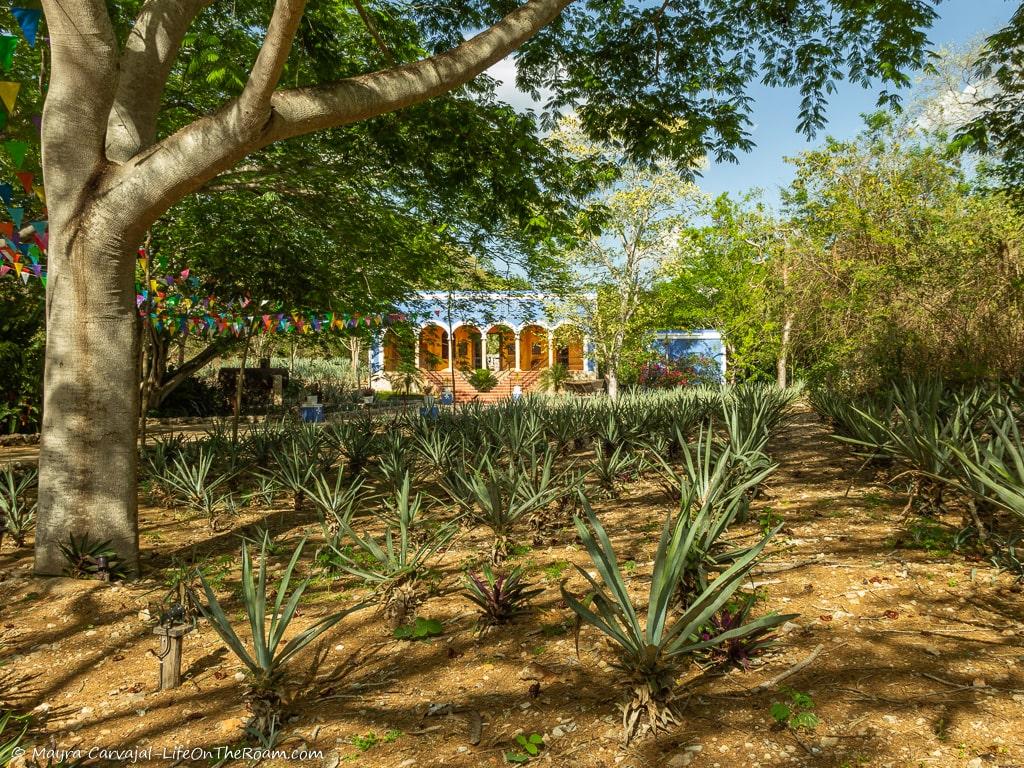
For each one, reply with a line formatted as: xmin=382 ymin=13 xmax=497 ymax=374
xmin=485 ymin=55 xmax=551 ymax=113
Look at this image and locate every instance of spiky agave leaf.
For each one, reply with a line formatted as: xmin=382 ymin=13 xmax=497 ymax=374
xmin=193 ymin=538 xmax=364 ymax=736
xmin=464 ymin=563 xmax=543 ymax=628
xmin=561 ymin=497 xmax=796 ymax=743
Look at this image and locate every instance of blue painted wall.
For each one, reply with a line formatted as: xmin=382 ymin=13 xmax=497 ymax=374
xmin=650 ymin=330 xmax=727 ymax=382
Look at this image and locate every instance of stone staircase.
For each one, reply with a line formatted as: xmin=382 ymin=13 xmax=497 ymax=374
xmin=422 ymin=369 xmax=544 ymax=404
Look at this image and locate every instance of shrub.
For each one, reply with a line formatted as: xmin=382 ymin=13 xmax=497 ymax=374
xmin=638 ymin=353 xmax=720 ymax=389
xmin=193 ymin=538 xmax=362 ymax=740
xmin=468 ymin=368 xmax=499 ymax=392
xmin=539 ymin=363 xmax=570 ymax=393
xmin=562 ymin=499 xmax=794 ymax=743
xmin=464 ymin=563 xmax=542 ymax=629
xmin=0 ymin=465 xmax=36 ymax=548
xmin=328 ymin=478 xmax=454 ymax=626
xmin=59 ymin=534 xmax=128 ymax=580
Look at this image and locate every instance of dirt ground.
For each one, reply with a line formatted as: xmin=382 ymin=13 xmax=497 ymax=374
xmin=2 ymin=407 xmax=1022 ymax=768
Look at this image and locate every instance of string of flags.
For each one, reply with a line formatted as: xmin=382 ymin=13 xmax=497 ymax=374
xmin=3 ymin=245 xmax=406 ymax=337
xmin=135 ymin=251 xmax=406 ymax=337
xmin=0 ymin=2 xmax=48 ymax=280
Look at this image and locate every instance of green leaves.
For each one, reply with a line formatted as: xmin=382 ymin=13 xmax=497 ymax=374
xmin=562 ymin=496 xmax=795 ymax=697
xmin=393 ymin=617 xmax=443 ymax=640
xmin=505 ymin=732 xmax=545 ymax=763
xmin=194 ymin=538 xmax=363 ymax=685
xmin=770 ymin=688 xmax=820 ymax=731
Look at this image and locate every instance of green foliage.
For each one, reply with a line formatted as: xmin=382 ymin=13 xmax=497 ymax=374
xmin=538 ymin=363 xmax=571 ymax=393
xmin=161 ymin=447 xmax=235 ymax=524
xmin=444 ymin=451 xmax=562 ymax=562
xmin=0 ymin=465 xmax=36 ymax=547
xmin=329 ymin=418 xmax=378 ymax=475
xmin=464 ymin=563 xmax=543 ymax=628
xmin=467 ymin=368 xmax=499 ymax=392
xmin=58 ymin=534 xmax=127 ymax=581
xmin=329 ymin=475 xmax=452 ymax=624
xmin=562 ymin=498 xmax=795 ymax=742
xmin=393 ymin=617 xmax=443 ymax=640
xmin=305 ymin=471 xmax=364 ymax=543
xmin=193 ymin=538 xmax=362 ymax=737
xmin=770 ymin=688 xmax=820 ymax=731
xmin=505 ymin=733 xmax=545 ymax=763
xmin=0 ymin=710 xmax=28 ymax=765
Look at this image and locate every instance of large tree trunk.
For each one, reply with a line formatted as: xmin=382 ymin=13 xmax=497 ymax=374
xmin=35 ymin=218 xmax=141 ymax=576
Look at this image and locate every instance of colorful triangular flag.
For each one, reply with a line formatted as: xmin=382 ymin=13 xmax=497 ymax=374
xmin=0 ymin=81 xmax=19 ymax=113
xmin=4 ymin=140 xmax=27 ymax=168
xmin=0 ymin=35 xmax=15 ymax=71
xmin=15 ymin=171 xmax=32 ymax=194
xmin=7 ymin=206 xmax=23 ymax=228
xmin=11 ymin=8 xmax=42 ymax=48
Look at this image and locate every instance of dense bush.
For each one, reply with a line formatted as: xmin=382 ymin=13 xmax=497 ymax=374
xmin=638 ymin=353 xmax=721 ymax=389
xmin=467 ymin=368 xmax=499 ymax=392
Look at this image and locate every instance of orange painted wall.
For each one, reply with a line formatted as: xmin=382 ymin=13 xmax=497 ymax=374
xmin=519 ymin=325 xmax=548 ymax=370
xmin=419 ymin=326 xmax=447 ymax=371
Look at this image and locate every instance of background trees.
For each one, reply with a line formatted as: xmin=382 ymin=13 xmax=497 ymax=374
xmin=546 ymin=120 xmax=703 ymax=399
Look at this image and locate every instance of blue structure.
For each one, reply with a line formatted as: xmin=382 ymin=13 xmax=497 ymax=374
xmin=650 ymin=329 xmax=727 ymax=382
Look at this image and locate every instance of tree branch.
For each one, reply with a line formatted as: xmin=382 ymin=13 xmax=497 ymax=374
xmin=240 ymin=0 xmax=308 ymax=122
xmin=154 ymin=337 xmax=234 ymax=405
xmin=106 ymin=0 xmax=571 ymax=236
xmin=351 ymin=0 xmax=397 ymax=66
xmin=106 ymin=0 xmax=214 ymax=163
xmin=265 ymin=0 xmax=572 ymax=140
xmin=42 ymin=0 xmax=119 ymax=209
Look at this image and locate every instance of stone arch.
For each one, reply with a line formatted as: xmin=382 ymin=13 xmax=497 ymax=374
xmin=485 ymin=323 xmax=516 ymax=371
xmin=418 ymin=323 xmax=448 ymax=371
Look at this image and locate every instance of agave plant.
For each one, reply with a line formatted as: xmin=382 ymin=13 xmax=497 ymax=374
xmin=243 ymin=473 xmax=281 ymax=508
xmin=0 ymin=710 xmax=28 ymax=767
xmin=844 ymin=379 xmax=983 ymax=515
xmin=269 ymin=441 xmax=317 ymax=513
xmin=193 ymin=538 xmax=362 ymax=739
xmin=329 ymin=417 xmax=378 ymax=475
xmin=444 ymin=454 xmax=561 ymax=562
xmin=948 ymin=406 xmax=1024 ymax=521
xmin=305 ymin=470 xmax=364 ymax=543
xmin=162 ymin=447 xmax=235 ymax=525
xmin=410 ymin=427 xmax=451 ymax=470
xmin=0 ymin=464 xmax=36 ymax=548
xmin=329 ymin=483 xmax=454 ymax=626
xmin=242 ymin=418 xmax=288 ymax=467
xmin=588 ymin=440 xmax=638 ymax=498
xmin=698 ymin=594 xmax=781 ymax=669
xmin=463 ymin=563 xmax=543 ymax=630
xmin=59 ymin=534 xmax=127 ymax=580
xmin=378 ymin=432 xmax=417 ymax=493
xmin=562 ymin=499 xmax=794 ymax=743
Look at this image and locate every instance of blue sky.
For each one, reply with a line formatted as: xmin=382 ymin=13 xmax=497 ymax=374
xmin=489 ymin=0 xmax=1015 ymax=207
xmin=699 ymin=0 xmax=1015 ymax=206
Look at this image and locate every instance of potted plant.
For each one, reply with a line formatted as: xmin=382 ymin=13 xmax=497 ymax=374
xmin=360 ymin=387 xmax=375 ymax=405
